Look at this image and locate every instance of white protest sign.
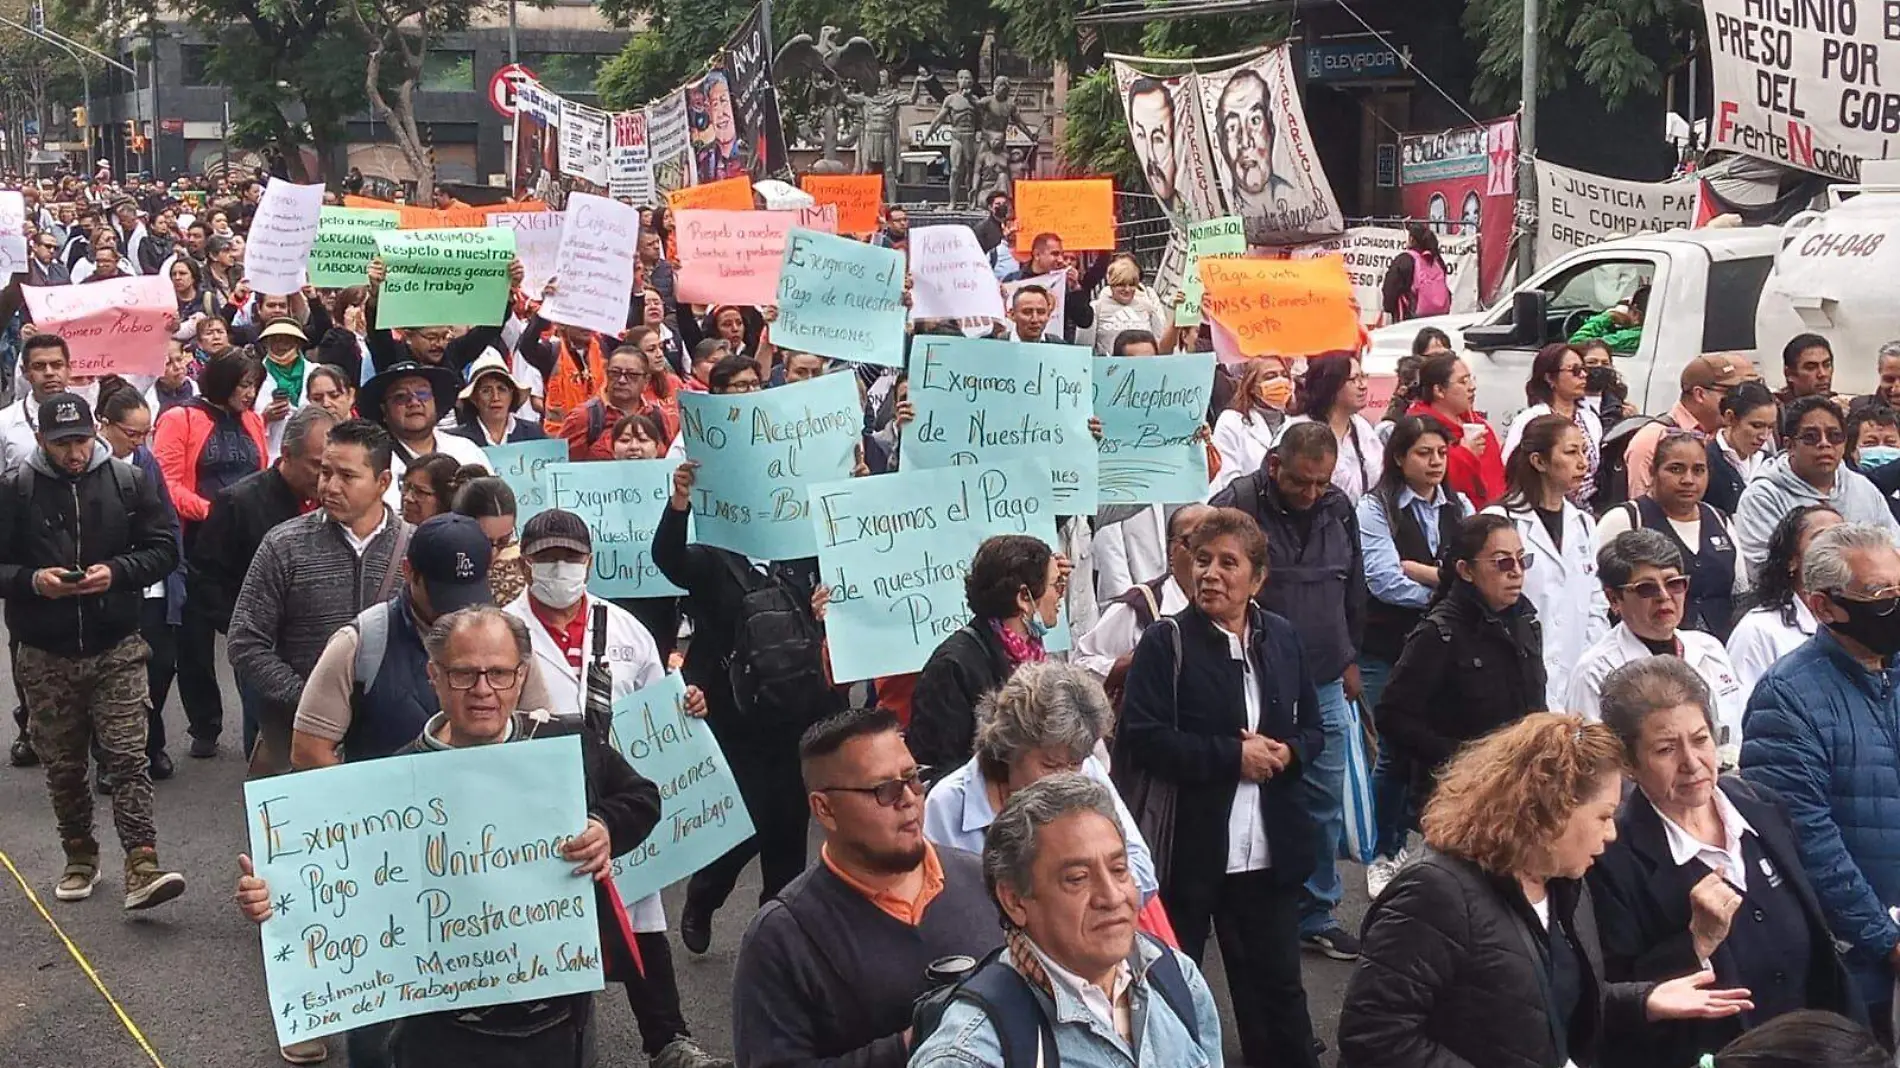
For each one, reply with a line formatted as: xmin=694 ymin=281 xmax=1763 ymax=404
xmin=488 ymin=210 xmax=565 ymax=297
xmin=244 ymin=180 xmax=326 ymax=294
xmin=541 ymin=193 xmax=639 ymax=336
xmin=610 ymin=111 xmax=653 ymax=203
xmin=1704 ymin=0 xmax=1890 ymax=179
xmin=908 ymin=225 xmax=1005 ymax=322
xmin=0 ymin=192 xmax=25 ymax=278
xmin=559 ymin=100 xmax=611 ymax=186
xmin=1534 ymin=160 xmax=1698 ymax=263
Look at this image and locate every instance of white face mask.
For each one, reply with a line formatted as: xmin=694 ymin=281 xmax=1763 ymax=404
xmin=528 ymin=560 xmax=588 ymax=608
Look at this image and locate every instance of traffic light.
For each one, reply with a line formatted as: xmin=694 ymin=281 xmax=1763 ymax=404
xmin=70 ymin=105 xmax=86 ymax=129
xmin=123 ymin=119 xmax=135 ymax=140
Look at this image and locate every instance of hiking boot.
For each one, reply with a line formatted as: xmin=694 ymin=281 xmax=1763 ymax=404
xmin=652 ymin=1036 xmax=732 ymax=1068
xmin=55 ymin=839 xmax=101 ymax=902
xmin=10 ymin=733 xmax=37 ymax=767
xmin=123 ymin=847 xmax=186 ymax=910
xmin=280 ymin=1038 xmax=329 ymax=1064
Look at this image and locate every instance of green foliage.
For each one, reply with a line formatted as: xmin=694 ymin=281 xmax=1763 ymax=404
xmin=597 ymin=0 xmax=758 ymax=109
xmin=1461 ymin=0 xmax=1696 ymax=111
xmin=1060 ymin=65 xmax=1137 ymax=183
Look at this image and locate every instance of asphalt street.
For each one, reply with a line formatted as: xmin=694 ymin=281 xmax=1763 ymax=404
xmin=0 ymin=630 xmax=1368 ymax=1068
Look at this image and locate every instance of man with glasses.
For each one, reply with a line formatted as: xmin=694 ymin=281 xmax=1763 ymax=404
xmin=236 ymin=604 xmax=666 ymax=1068
xmin=1624 ymin=353 xmax=1754 ymax=500
xmin=359 ymin=360 xmax=487 ymax=510
xmin=560 ymin=344 xmax=660 ymax=461
xmin=732 ymin=707 xmax=1003 ymax=1067
xmin=1566 ymin=530 xmax=1747 ymax=764
xmin=1736 ymin=395 xmax=1900 ymax=575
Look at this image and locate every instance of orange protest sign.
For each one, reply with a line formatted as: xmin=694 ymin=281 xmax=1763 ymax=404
xmin=400 ymin=206 xmax=493 ymax=230
xmin=799 ymin=174 xmax=882 ymax=234
xmin=343 ymin=194 xmax=397 ymax=210
xmin=1013 ymin=178 xmax=1115 ymax=254
xmin=668 ymin=176 xmax=755 ymax=212
xmin=1197 ymin=255 xmax=1360 ymax=359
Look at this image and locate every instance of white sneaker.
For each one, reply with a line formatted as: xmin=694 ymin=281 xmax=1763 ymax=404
xmin=1366 ymin=851 xmax=1407 ymax=899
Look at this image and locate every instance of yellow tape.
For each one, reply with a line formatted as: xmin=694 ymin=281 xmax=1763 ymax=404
xmin=0 ymin=848 xmax=168 ymax=1068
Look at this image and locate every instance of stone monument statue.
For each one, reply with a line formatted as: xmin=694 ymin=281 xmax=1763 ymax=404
xmin=844 ymin=68 xmax=919 ymax=200
xmin=774 ymin=27 xmax=881 ymax=172
xmin=920 ymin=68 xmax=982 ymax=206
xmin=972 ymin=76 xmax=1042 ymax=207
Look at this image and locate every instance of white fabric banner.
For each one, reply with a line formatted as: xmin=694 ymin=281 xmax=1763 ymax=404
xmin=610 ymin=110 xmax=653 ymax=203
xmin=243 ymin=180 xmax=326 ymax=294
xmin=647 ymin=92 xmax=695 ymax=193
xmin=558 ymin=100 xmax=611 ymax=187
xmin=1282 ymin=226 xmax=1479 ymax=326
xmin=1703 ymin=0 xmax=1891 ymax=179
xmin=541 ymin=193 xmax=640 ymax=336
xmin=1534 ymin=160 xmax=1699 ymax=263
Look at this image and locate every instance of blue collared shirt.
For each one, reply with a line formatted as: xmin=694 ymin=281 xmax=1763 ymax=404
xmin=1356 ymin=485 xmax=1470 ymax=608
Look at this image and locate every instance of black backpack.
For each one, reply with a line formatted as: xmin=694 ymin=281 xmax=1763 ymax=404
xmin=910 ymin=934 xmax=1201 ymax=1067
xmin=1591 ymin=414 xmax=1668 ymax=514
xmin=718 ymin=554 xmax=835 ymax=721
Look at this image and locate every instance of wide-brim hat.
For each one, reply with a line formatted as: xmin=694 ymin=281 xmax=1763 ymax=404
xmin=360 ymin=360 xmax=463 ymax=424
xmin=457 ymin=348 xmax=528 ymax=409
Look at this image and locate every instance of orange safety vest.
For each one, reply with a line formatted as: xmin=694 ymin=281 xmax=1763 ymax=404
xmin=543 ymin=335 xmax=606 ymax=430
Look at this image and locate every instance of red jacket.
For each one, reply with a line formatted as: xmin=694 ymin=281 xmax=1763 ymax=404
xmin=152 ymin=400 xmax=268 ymax=522
xmin=1406 ymin=401 xmax=1504 ymax=509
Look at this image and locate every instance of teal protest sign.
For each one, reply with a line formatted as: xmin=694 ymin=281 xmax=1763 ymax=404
xmin=607 ymin=674 xmax=754 ymax=901
xmin=243 ymin=737 xmax=600 ymax=1046
xmin=1094 ymin=353 xmax=1216 ymax=504
xmin=484 ymin=439 xmax=567 ymax=533
xmin=809 ymin=460 xmax=1067 ymax=681
xmin=544 ymin=460 xmax=685 ymax=598
xmin=677 ymin=373 xmax=861 ymax=560
xmin=373 ymin=227 xmax=516 ymax=327
xmin=905 ymin=336 xmax=1098 ymax=513
xmin=310 ymin=207 xmax=400 ymax=288
xmin=773 ymin=227 xmax=907 ymax=367
xmin=1177 ymin=216 xmax=1246 ymax=327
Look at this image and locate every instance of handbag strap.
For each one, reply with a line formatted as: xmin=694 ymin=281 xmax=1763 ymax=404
xmin=372 ymin=520 xmax=412 ymax=605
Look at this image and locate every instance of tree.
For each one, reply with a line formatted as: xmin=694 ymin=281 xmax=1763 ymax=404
xmin=1461 ymin=0 xmax=1696 ymax=111
xmin=348 ymin=0 xmax=509 ymax=200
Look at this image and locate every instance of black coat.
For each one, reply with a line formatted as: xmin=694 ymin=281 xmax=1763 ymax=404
xmin=1118 ymin=603 xmax=1324 ymax=906
xmin=909 ymin=621 xmax=1013 ymax=776
xmin=184 ymin=465 xmax=303 ymax=630
xmin=1586 ymin=777 xmax=1863 ymax=1068
xmin=1339 ymin=848 xmax=1656 ymax=1068
xmin=1375 ymin=583 xmax=1546 ymax=788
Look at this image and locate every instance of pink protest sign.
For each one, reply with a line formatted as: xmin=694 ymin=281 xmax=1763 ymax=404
xmin=22 ymin=277 xmax=175 ymax=376
xmin=674 ymin=209 xmax=809 ymax=306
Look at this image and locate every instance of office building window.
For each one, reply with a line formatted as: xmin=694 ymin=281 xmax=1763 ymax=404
xmin=180 ymin=45 xmax=214 ymax=87
xmin=421 ymin=51 xmax=475 ymax=92
xmin=521 ymin=52 xmax=604 ymax=95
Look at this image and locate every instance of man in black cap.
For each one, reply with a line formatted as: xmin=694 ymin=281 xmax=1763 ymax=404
xmin=0 ymin=391 xmax=183 ymax=909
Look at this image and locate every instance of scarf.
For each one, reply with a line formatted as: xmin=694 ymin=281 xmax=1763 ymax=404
xmin=263 ymin=353 xmax=306 ymax=404
xmin=990 ymin=618 xmax=1046 ymax=667
xmin=1006 ymin=927 xmax=1055 ymax=999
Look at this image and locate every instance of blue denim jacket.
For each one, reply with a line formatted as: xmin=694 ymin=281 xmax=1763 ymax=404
xmin=907 ymin=937 xmax=1223 ymax=1068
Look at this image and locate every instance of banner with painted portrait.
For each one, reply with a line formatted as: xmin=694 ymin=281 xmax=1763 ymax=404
xmin=511 ymin=80 xmax=564 ymax=205
xmin=1109 ymin=63 xmax=1224 ymax=227
xmin=646 ymin=90 xmax=696 ymax=194
xmin=686 ymin=7 xmax=788 ymax=184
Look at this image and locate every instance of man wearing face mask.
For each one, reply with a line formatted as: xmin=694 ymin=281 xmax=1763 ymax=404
xmin=1741 ymin=522 xmax=1900 ymax=1029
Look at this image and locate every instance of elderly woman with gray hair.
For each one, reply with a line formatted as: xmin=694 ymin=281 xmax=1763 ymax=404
xmin=921 ymin=661 xmax=1159 ymax=904
xmin=1587 ymin=656 xmax=1860 ymax=1068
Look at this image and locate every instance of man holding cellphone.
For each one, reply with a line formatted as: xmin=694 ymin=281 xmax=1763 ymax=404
xmin=0 ymin=390 xmax=185 ymax=910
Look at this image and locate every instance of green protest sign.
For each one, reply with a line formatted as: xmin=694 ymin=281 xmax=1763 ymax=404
xmin=309 ymin=206 xmax=400 ymax=288
xmin=373 ymin=227 xmax=516 ymax=327
xmin=1177 ymin=216 xmax=1246 ymax=327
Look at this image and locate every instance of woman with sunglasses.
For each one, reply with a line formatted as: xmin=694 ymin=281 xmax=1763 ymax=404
xmin=1483 ymin=413 xmax=1609 ymax=709
xmin=1372 ymin=513 xmax=1546 ymax=823
xmin=1735 ymin=396 xmax=1900 ymax=577
xmin=1504 ymin=343 xmax=1602 ymax=504
xmin=1595 ymin=430 xmax=1751 ymax=641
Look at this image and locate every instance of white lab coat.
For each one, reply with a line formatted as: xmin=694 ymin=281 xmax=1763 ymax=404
xmin=1483 ymin=501 xmax=1610 ymax=710
xmin=1564 ymin=623 xmax=1747 ymax=756
xmin=1092 ymin=505 xmax=1168 ymax=607
xmin=503 ymin=594 xmax=669 ymax=933
xmin=1210 ymin=409 xmax=1281 ymax=494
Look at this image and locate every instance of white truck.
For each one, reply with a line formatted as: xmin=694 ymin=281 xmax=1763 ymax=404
xmin=1364 ymin=168 xmax=1900 ymax=424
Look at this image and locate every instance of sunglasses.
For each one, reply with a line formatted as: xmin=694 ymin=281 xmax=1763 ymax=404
xmin=1487 ymin=552 xmax=1535 ymax=575
xmin=388 ymin=389 xmax=434 ymax=407
xmin=1795 ymin=427 xmax=1847 ymax=447
xmin=821 ymin=767 xmax=929 ymax=807
xmin=1620 ymin=575 xmax=1690 ymax=600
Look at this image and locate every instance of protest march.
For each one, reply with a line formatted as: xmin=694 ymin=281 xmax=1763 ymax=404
xmin=18 ymin=4 xmax=1900 ymax=1068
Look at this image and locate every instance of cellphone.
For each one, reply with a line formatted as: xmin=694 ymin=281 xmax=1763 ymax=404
xmin=58 ymin=569 xmax=85 ymax=584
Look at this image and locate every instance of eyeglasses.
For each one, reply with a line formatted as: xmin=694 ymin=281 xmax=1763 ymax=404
xmin=1620 ymin=575 xmax=1690 ymax=600
xmin=606 ymin=368 xmax=649 ymax=381
xmin=1487 ymin=552 xmax=1535 ymax=575
xmin=401 ymin=482 xmax=436 ymax=499
xmin=108 ymin=422 xmax=149 ymax=445
xmin=388 ymin=389 xmax=434 ymax=407
xmin=821 ymin=767 xmax=929 ymax=807
xmin=1795 ymin=427 xmax=1847 ymax=447
xmin=442 ymin=664 xmax=525 ymax=691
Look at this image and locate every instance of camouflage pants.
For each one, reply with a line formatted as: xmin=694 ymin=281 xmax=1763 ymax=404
xmin=20 ymin=635 xmax=156 ymax=851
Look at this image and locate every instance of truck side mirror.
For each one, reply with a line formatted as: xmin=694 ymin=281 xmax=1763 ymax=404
xmin=1511 ymin=289 xmax=1549 ymax=346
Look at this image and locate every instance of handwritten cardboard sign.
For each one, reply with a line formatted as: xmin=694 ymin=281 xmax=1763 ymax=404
xmin=399 ymin=206 xmax=492 ymax=231
xmin=243 ymin=737 xmax=602 ymax=1046
xmin=543 ymin=460 xmax=685 ymax=598
xmin=373 ymin=228 xmax=516 ymax=328
xmin=21 ymin=276 xmax=173 ymax=376
xmin=677 ymin=372 xmax=861 ymax=560
xmin=245 ymin=180 xmax=327 ymax=294
xmin=1177 ymin=215 xmax=1246 ymax=327
xmin=541 ymin=193 xmax=640 ymax=337
xmin=809 ymin=460 xmax=1065 ymax=681
xmin=606 ymin=674 xmax=754 ymax=900
xmin=1014 ymin=178 xmax=1116 ymax=254
xmin=908 ymin=225 xmax=1005 ymax=323
xmin=904 ymin=335 xmax=1098 ymax=513
xmin=487 ymin=209 xmax=564 ymax=298
xmin=773 ymin=228 xmax=906 ymax=367
xmin=667 ymin=176 xmax=754 ymax=213
xmin=1093 ymin=353 xmax=1216 ymax=504
xmin=310 ymin=207 xmax=401 ymax=288
xmin=1198 ymin=254 xmax=1359 ymax=358
xmin=483 ymin=439 xmax=566 ymax=533
xmin=674 ymin=209 xmax=795 ymax=306
xmin=799 ymin=174 xmax=883 ymax=235
xmin=0 ymin=191 xmax=27 ymax=278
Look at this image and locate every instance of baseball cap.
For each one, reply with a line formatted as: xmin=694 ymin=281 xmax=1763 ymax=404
xmin=38 ymin=392 xmax=96 ymax=443
xmin=408 ymin=514 xmax=493 ymax=615
xmin=1680 ymin=354 xmax=1749 ymax=393
xmin=520 ymin=509 xmax=592 ymax=558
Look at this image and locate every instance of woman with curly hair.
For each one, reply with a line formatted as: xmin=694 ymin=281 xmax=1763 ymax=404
xmin=1339 ymin=713 xmax=1755 ymax=1068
